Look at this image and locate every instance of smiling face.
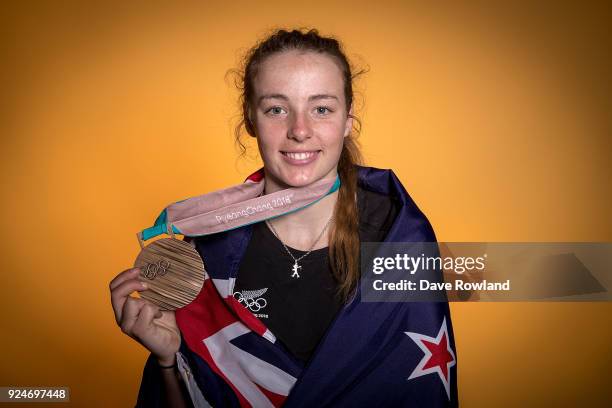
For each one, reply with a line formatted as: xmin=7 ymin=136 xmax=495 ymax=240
xmin=250 ymin=50 xmax=353 ymax=191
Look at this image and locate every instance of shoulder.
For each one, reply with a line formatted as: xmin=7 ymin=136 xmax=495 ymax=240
xmin=357 ymin=184 xmax=399 ymax=242
xmin=355 ymin=164 xmax=437 ymax=242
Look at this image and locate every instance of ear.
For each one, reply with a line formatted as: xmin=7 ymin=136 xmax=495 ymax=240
xmin=343 ymin=104 xmax=354 ymax=138
xmin=247 ymin=107 xmax=257 ymax=138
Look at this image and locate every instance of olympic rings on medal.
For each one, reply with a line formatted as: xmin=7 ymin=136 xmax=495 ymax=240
xmin=143 ymin=259 xmax=171 ymax=280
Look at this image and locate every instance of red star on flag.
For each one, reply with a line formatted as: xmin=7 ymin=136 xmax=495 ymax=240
xmin=405 ymin=317 xmax=456 ymax=399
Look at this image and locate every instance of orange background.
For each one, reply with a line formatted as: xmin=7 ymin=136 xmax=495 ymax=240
xmin=1 ymin=1 xmax=611 ymax=406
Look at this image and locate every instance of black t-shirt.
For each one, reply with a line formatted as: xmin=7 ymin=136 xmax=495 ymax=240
xmin=233 ymin=186 xmax=399 ymax=363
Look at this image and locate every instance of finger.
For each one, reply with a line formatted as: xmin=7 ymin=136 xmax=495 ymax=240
xmin=112 ymin=278 xmax=149 ymax=301
xmin=120 ymin=297 xmax=146 ymax=336
xmin=132 ymin=302 xmax=162 ymax=340
xmin=112 ymin=280 xmax=148 ymax=323
xmin=109 ymin=267 xmax=141 ymax=291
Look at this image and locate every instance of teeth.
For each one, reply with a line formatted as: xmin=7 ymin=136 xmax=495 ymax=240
xmin=284 ymin=151 xmax=316 ymax=160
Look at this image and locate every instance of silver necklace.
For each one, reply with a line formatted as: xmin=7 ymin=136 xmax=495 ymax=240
xmin=265 ymin=216 xmax=333 ymax=278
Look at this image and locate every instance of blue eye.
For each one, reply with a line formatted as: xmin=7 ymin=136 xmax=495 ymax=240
xmin=266 ymin=106 xmax=285 ymax=115
xmin=316 ymin=106 xmax=332 ymax=115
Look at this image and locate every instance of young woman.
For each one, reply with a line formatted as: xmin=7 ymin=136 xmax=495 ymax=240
xmin=110 ymin=29 xmax=458 ymax=407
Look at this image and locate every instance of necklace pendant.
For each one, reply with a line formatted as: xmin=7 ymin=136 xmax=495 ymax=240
xmin=291 ymin=261 xmax=301 ymax=278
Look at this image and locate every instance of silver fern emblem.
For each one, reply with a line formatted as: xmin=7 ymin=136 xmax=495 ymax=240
xmin=241 ymin=287 xmax=268 ymax=300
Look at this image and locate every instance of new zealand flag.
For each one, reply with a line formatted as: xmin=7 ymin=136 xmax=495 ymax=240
xmin=137 ymin=166 xmax=458 ymax=407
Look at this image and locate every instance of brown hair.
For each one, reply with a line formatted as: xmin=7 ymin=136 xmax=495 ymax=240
xmin=230 ymin=28 xmax=366 ymax=302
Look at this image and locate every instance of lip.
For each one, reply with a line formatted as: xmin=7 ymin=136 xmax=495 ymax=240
xmin=280 ymin=150 xmax=321 ymax=166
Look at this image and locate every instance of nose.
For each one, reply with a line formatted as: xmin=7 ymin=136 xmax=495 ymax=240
xmin=288 ymin=110 xmax=312 ymax=142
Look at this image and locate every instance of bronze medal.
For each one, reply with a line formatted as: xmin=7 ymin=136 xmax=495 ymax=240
xmin=134 ymin=235 xmax=205 ymax=311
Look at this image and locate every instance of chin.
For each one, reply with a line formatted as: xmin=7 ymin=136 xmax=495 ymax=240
xmin=265 ymin=162 xmax=336 ymax=189
xmin=281 ymin=175 xmax=315 ymax=187
xmin=277 ymin=169 xmax=323 ymax=188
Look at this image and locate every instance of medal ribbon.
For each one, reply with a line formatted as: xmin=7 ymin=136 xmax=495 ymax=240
xmin=139 ymin=168 xmax=341 ymax=242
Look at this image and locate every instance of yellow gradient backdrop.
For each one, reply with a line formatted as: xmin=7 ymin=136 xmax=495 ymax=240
xmin=1 ymin=1 xmax=610 ymax=406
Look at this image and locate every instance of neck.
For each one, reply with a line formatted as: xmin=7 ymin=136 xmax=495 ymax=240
xmin=263 ymin=171 xmax=339 ymax=251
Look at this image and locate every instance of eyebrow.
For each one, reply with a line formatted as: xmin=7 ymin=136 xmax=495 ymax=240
xmin=257 ymin=93 xmax=339 ymax=104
